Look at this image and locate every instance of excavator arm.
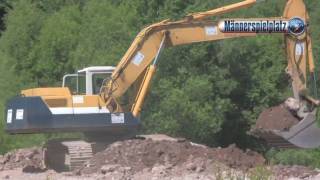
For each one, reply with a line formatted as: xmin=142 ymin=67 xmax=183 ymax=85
xmin=102 ymin=0 xmax=316 ymax=118
xmin=102 ymin=0 xmax=261 ymax=114
xmin=250 ymin=0 xmax=320 ymax=148
xmin=283 ymin=0 xmax=316 ymax=101
xmin=105 ymin=0 xmax=259 ymax=98
xmin=102 ymin=20 xmax=257 ymax=114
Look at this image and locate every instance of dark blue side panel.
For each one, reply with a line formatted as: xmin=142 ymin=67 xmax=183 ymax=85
xmin=6 ymin=97 xmax=53 ymax=131
xmin=5 ymin=97 xmax=140 ymax=134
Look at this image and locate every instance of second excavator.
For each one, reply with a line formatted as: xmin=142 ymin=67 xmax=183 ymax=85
xmin=4 ymin=0 xmax=320 ymax=171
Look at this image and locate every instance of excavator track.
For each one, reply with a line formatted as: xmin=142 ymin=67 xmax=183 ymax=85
xmin=44 ymin=139 xmax=94 ymax=172
xmin=44 ymin=132 xmax=136 ymax=172
xmin=62 ymin=141 xmax=94 ymax=171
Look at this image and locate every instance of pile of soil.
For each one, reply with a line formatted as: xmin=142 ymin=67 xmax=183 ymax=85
xmin=79 ymin=137 xmax=265 ymax=175
xmin=272 ymin=165 xmax=319 ymax=179
xmin=0 ymin=147 xmax=45 ymax=173
xmin=0 ymin=135 xmax=320 ymax=179
xmin=211 ymin=144 xmax=265 ymax=170
xmin=254 ymin=104 xmax=299 ymax=131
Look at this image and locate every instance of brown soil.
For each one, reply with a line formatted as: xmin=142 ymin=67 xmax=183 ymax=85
xmin=212 ymin=144 xmax=265 ymax=170
xmin=272 ymin=165 xmax=319 ymax=179
xmin=254 ymin=104 xmax=299 ymax=131
xmin=0 ymin=135 xmax=320 ymax=179
xmin=0 ymin=147 xmax=46 ymax=173
xmin=79 ymin=138 xmax=265 ymax=175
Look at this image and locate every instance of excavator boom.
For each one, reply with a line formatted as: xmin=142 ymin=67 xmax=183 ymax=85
xmin=101 ymin=0 xmax=320 ymax=149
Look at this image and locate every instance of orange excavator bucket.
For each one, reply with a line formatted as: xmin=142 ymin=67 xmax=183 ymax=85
xmin=251 ymin=107 xmax=319 ymax=149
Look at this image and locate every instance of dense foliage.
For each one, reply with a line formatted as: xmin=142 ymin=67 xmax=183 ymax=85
xmin=0 ymin=0 xmax=319 ymax=166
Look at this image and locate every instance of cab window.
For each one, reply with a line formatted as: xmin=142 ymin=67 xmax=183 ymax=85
xmin=63 ymin=74 xmax=86 ymax=94
xmin=92 ymin=73 xmax=110 ymax=94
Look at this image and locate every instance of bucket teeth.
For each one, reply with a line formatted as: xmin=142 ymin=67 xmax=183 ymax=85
xmin=250 ymin=129 xmax=299 ymax=149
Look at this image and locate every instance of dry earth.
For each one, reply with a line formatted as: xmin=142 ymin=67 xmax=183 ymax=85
xmin=0 ymin=134 xmax=319 ymax=180
xmin=254 ymin=104 xmax=300 ymax=131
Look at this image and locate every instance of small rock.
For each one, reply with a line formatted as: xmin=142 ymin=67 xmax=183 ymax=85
xmin=62 ymin=172 xmax=74 ymax=176
xmin=123 ymin=167 xmax=132 ymax=172
xmin=22 ymin=165 xmax=45 ymax=173
xmin=190 ymin=142 xmax=207 ymax=148
xmin=4 ymin=175 xmax=9 ymax=179
xmin=2 ymin=155 xmax=10 ymax=164
xmin=164 ymin=155 xmax=170 ymax=164
xmin=186 ymin=163 xmax=197 ymax=171
xmin=151 ymin=165 xmax=167 ymax=175
xmin=0 ymin=156 xmax=5 ymax=164
xmin=101 ymin=164 xmax=120 ymax=174
xmin=25 ymin=151 xmax=35 ymax=159
xmin=165 ymin=163 xmax=173 ymax=170
xmin=110 ymin=142 xmax=122 ymax=149
xmin=74 ymin=169 xmax=81 ymax=176
xmin=177 ymin=138 xmax=186 ymax=142
xmin=300 ymin=173 xmax=311 ymax=179
xmin=141 ymin=168 xmax=151 ymax=174
xmin=14 ymin=155 xmax=20 ymax=163
xmin=156 ymin=149 xmax=164 ymax=157
xmin=196 ymin=165 xmax=205 ymax=173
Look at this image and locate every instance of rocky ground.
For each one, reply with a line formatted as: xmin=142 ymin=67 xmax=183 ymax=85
xmin=0 ymin=134 xmax=320 ymax=180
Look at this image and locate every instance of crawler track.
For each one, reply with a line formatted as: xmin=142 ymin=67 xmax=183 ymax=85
xmin=44 ymin=140 xmax=94 ymax=171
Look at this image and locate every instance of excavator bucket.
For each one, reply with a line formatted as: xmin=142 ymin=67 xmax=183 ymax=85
xmin=251 ymin=105 xmax=320 ymax=149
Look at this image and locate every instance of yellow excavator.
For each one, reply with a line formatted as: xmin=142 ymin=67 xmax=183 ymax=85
xmin=4 ymin=0 xmax=320 ymax=171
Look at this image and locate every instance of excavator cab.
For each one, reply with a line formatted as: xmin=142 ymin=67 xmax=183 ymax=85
xmin=62 ymin=66 xmax=115 ymax=95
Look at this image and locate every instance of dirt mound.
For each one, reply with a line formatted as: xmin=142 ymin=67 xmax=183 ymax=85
xmin=254 ymin=104 xmax=299 ymax=131
xmin=0 ymin=147 xmax=45 ymax=173
xmin=272 ymin=165 xmax=319 ymax=179
xmin=211 ymin=144 xmax=265 ymax=169
xmin=0 ymin=136 xmax=320 ymax=179
xmin=79 ymin=137 xmax=265 ymax=175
